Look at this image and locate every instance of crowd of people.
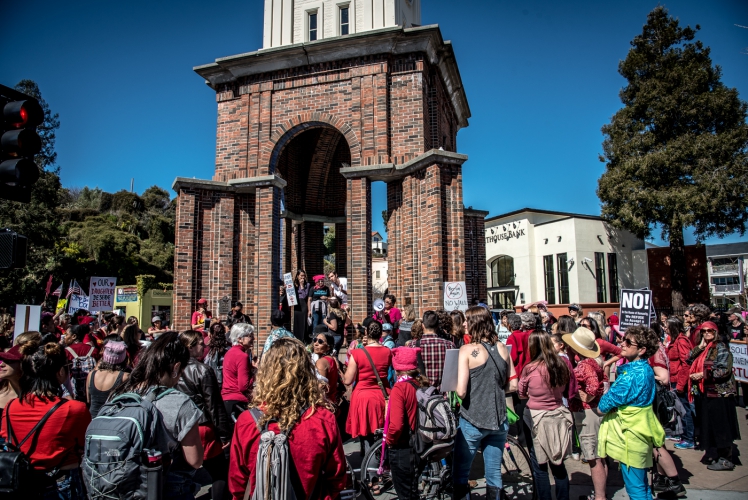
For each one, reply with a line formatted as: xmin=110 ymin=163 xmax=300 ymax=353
xmin=0 ymin=283 xmax=745 ymax=500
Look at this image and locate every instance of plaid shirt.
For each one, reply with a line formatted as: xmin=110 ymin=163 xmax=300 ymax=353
xmin=418 ymin=333 xmax=455 ymax=389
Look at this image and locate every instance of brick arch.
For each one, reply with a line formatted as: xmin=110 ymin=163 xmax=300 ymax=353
xmin=268 ymin=115 xmax=361 ymax=173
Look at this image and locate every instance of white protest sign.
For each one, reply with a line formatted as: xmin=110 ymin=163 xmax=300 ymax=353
xmin=618 ymin=289 xmax=653 ymax=332
xmin=14 ymin=304 xmax=41 ymax=339
xmin=68 ymin=294 xmax=89 ymax=316
xmin=444 ymin=281 xmax=468 ymax=312
xmin=88 ymin=277 xmax=117 ymax=312
xmin=730 ymin=341 xmax=748 ymax=383
xmin=283 ymin=272 xmax=298 ymax=307
xmin=439 ymin=349 xmax=460 ymax=392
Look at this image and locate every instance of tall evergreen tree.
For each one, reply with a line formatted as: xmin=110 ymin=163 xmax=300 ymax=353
xmin=598 ymin=6 xmax=748 ymax=309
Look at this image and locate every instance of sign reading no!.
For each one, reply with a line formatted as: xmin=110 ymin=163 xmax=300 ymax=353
xmin=618 ymin=289 xmax=653 ymax=332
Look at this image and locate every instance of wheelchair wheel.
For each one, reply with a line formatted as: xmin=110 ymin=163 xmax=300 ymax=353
xmin=501 ymin=435 xmax=536 ymax=500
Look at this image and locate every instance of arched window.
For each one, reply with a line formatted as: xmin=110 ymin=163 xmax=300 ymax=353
xmin=490 ymin=256 xmax=514 ymax=288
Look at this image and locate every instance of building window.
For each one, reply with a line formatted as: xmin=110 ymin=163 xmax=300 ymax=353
xmin=712 ymin=276 xmax=740 ymax=285
xmin=375 ymin=270 xmax=380 ymax=279
xmin=309 ymin=11 xmax=318 ymax=41
xmin=595 ymin=252 xmax=607 ymax=303
xmin=556 ymin=253 xmax=570 ymax=304
xmin=340 ymin=6 xmax=349 ymax=35
xmin=543 ymin=255 xmax=556 ymax=305
xmin=492 ymin=291 xmax=516 ymax=309
xmin=490 ymin=256 xmax=514 ymax=288
xmin=608 ymin=253 xmax=619 ymax=302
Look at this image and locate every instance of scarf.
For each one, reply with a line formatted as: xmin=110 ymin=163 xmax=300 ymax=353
xmin=688 ymin=342 xmax=712 ymax=403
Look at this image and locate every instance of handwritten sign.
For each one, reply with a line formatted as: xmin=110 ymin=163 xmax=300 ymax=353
xmin=284 ymin=273 xmax=298 ymax=307
xmin=730 ymin=341 xmax=748 ymax=383
xmin=88 ymin=277 xmax=117 ymax=312
xmin=68 ymin=294 xmax=89 ymax=316
xmin=443 ymin=281 xmax=468 ymax=312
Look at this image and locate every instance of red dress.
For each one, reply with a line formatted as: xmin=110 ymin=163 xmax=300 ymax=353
xmin=323 ymin=355 xmax=340 ymax=404
xmin=346 ymin=346 xmax=392 ymax=437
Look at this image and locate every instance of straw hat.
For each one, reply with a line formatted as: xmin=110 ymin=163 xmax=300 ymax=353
xmin=562 ymin=326 xmax=601 ymax=358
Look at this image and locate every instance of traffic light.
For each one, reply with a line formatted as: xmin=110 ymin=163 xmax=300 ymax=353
xmin=0 ymin=84 xmax=43 ymax=203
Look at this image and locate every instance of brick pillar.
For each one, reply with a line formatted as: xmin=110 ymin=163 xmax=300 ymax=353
xmin=335 ymin=222 xmax=348 ymax=278
xmin=254 ymin=186 xmax=281 ymax=346
xmin=210 ymin=194 xmax=235 ymax=315
xmin=174 ymin=189 xmax=198 ymax=330
xmin=300 ymin=221 xmax=324 ymax=278
xmin=282 ymin=217 xmax=294 ymax=274
xmin=347 ymin=177 xmax=372 ymax=321
xmin=441 ymin=164 xmax=464 ymax=284
xmin=290 ymin=221 xmax=300 ymax=274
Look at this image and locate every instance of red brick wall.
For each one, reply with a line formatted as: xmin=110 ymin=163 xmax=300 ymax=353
xmin=646 ymin=245 xmax=709 ymax=309
xmin=464 ymin=210 xmax=488 ymax=304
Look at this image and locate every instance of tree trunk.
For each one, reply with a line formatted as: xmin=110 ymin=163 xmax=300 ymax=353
xmin=669 ymin=226 xmax=687 ymax=311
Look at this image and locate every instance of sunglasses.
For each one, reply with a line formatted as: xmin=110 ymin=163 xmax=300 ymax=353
xmin=313 ymin=338 xmax=327 ymax=344
xmin=701 ymin=328 xmax=717 ymax=334
xmin=623 ymin=338 xmax=639 ymax=347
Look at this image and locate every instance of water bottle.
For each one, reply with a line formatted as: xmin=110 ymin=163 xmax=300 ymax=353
xmin=145 ymin=449 xmax=163 ymax=500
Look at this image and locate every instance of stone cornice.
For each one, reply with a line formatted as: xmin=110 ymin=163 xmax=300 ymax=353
xmin=464 ymin=208 xmax=490 ymax=218
xmin=339 ymin=149 xmax=468 ymax=181
xmin=194 ymin=25 xmax=470 ymax=129
xmin=172 ymin=175 xmax=287 ymax=194
xmin=281 ymin=210 xmax=346 ymax=224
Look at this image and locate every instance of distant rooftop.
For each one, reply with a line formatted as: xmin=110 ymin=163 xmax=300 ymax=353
xmin=485 ymin=207 xmax=604 ymax=223
xmin=706 ymin=242 xmax=748 ymax=257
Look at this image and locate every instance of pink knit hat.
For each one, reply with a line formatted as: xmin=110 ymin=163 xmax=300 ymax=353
xmin=103 ymin=341 xmax=127 ymax=365
xmin=392 ymin=347 xmax=420 ymax=371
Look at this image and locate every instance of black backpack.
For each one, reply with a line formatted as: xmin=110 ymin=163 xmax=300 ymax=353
xmin=653 ymin=383 xmax=677 ymax=428
xmin=0 ymin=399 xmax=67 ymax=496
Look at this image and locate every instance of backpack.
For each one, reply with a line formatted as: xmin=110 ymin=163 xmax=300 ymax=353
xmin=408 ymin=380 xmax=457 ymax=461
xmin=82 ymin=388 xmax=175 ymax=500
xmin=204 ymin=349 xmax=225 ymax=386
xmin=66 ymin=346 xmax=96 ymax=402
xmin=653 ymin=383 xmax=677 ymax=429
xmin=245 ymin=407 xmax=313 ymax=500
xmin=0 ymin=399 xmax=66 ymax=496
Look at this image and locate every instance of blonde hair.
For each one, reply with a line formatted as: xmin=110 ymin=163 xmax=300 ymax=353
xmin=14 ymin=331 xmax=42 ymax=347
xmin=251 ymin=337 xmax=332 ymax=431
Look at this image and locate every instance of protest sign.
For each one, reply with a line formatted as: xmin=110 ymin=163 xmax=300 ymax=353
xmin=439 ymin=349 xmax=460 ymax=392
xmin=730 ymin=341 xmax=748 ymax=383
xmin=69 ymin=294 xmax=89 ymax=316
xmin=618 ymin=289 xmax=653 ymax=332
xmin=444 ymin=281 xmax=468 ymax=312
xmin=89 ymin=277 xmax=117 ymax=312
xmin=284 ymin=272 xmax=298 ymax=307
xmin=14 ymin=304 xmax=41 ymax=339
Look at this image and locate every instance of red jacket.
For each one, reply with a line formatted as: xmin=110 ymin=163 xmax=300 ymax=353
xmin=507 ymin=330 xmax=530 ymax=374
xmin=668 ymin=335 xmax=693 ymax=392
xmin=386 ymin=379 xmax=418 ymax=448
xmin=228 ymin=406 xmax=347 ymax=499
xmin=221 ymin=345 xmax=253 ymax=403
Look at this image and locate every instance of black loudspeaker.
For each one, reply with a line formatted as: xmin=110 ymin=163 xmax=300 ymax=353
xmin=0 ymin=229 xmax=27 ymax=269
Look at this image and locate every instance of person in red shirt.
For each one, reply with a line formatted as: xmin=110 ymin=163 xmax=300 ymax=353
xmin=386 ymin=347 xmax=426 ymax=500
xmin=192 ymin=298 xmax=213 ymax=331
xmin=506 ymin=312 xmax=532 ymax=447
xmin=1 ymin=341 xmax=91 ymax=498
xmin=222 ymin=323 xmax=255 ymax=422
xmin=228 ymin=337 xmax=346 ymax=499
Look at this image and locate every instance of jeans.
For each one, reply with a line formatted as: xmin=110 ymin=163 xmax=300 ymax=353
xmin=389 ymin=447 xmax=422 ymax=500
xmin=42 ymin=469 xmax=84 ymax=500
xmin=528 ymin=445 xmax=569 ymax=500
xmin=677 ymin=391 xmax=695 ymax=443
xmin=620 ymin=464 xmax=649 ymax=500
xmin=165 ymin=469 xmax=197 ymax=500
xmin=332 ymin=334 xmax=343 ymax=353
xmin=454 ymin=416 xmax=508 ymax=488
xmin=203 ymin=452 xmax=230 ymax=500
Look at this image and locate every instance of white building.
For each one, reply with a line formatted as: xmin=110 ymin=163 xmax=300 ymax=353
xmin=373 ymin=256 xmax=388 ymax=294
xmin=372 ymin=231 xmax=387 ymax=257
xmin=484 ymin=208 xmax=647 ymax=309
xmin=263 ymin=0 xmax=421 ymax=49
xmin=706 ymin=242 xmax=747 ymax=308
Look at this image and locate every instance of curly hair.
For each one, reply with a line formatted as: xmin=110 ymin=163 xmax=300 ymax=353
xmin=251 ymin=337 xmax=332 ymax=431
xmin=623 ymin=326 xmax=660 ymax=359
xmin=466 ymin=306 xmax=497 ymax=344
xmin=689 ymin=303 xmax=711 ymax=325
xmin=436 ymin=310 xmax=454 ymax=339
xmin=450 ymin=310 xmax=466 ymax=340
xmin=410 ymin=319 xmax=424 ymax=342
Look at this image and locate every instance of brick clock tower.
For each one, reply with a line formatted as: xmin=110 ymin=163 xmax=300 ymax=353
xmin=172 ymin=0 xmax=487 ymax=341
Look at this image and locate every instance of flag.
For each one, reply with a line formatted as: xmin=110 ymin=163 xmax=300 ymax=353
xmin=51 ymin=283 xmax=63 ymax=297
xmin=66 ymin=280 xmax=82 ymax=298
xmin=45 ymin=275 xmax=53 ymax=296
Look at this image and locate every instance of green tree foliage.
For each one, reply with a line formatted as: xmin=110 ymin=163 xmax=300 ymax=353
xmin=597 ymin=7 xmax=748 ymax=308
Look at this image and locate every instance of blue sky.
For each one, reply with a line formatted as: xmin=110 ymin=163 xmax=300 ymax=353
xmin=2 ymin=0 xmax=747 ymax=246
